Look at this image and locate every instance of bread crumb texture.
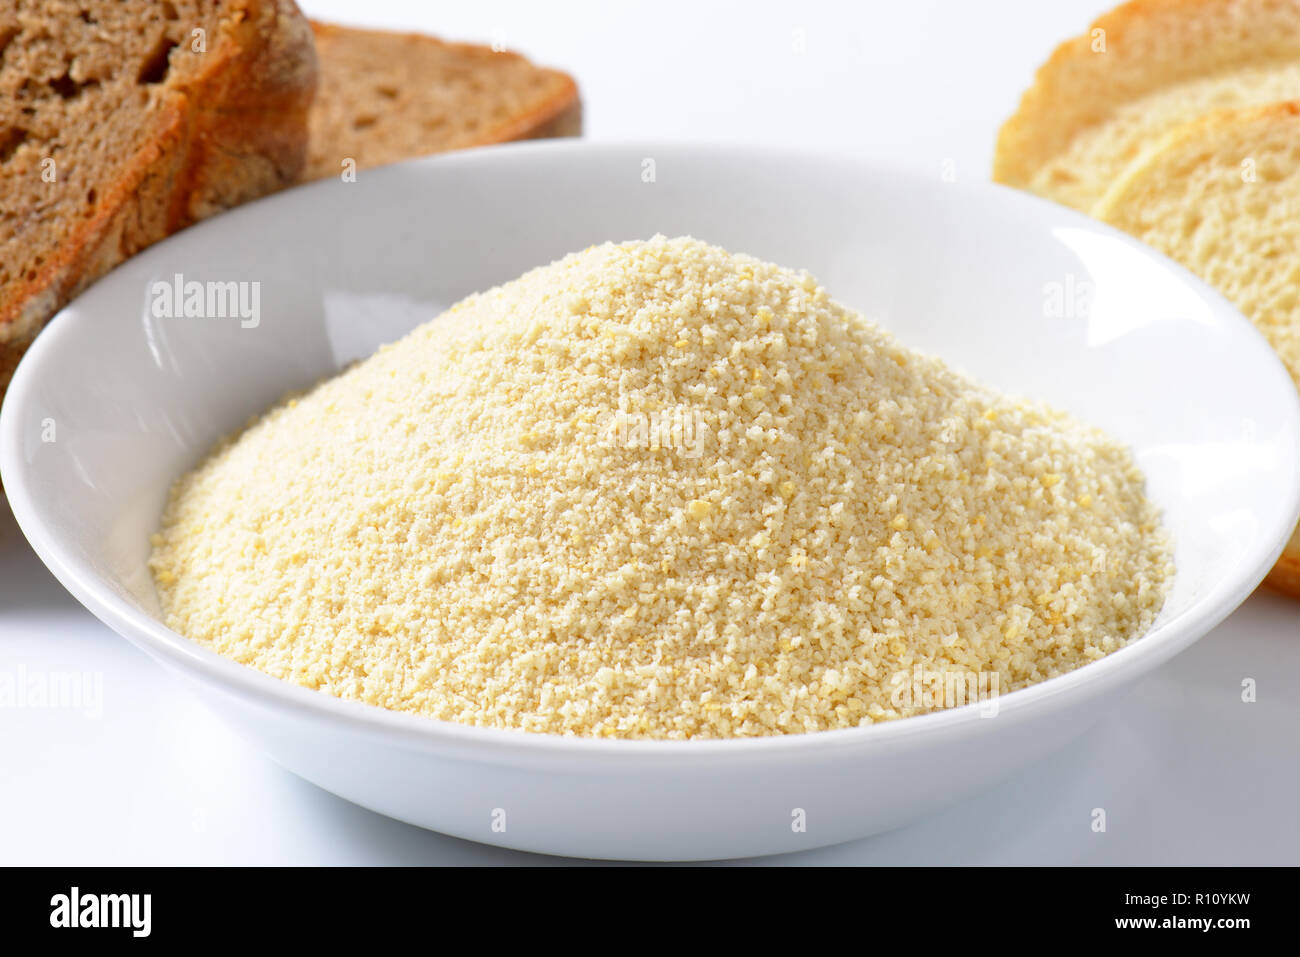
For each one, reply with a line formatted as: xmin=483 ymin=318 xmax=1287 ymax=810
xmin=1094 ymin=102 xmax=1300 ymax=395
xmin=1030 ymin=62 xmax=1300 ymax=211
xmin=150 ymin=236 xmax=1172 ymax=739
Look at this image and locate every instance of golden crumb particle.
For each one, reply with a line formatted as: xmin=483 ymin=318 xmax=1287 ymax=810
xmin=686 ymin=499 xmax=713 ymax=520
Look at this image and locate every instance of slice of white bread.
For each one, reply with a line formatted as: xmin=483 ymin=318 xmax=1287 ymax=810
xmin=304 ymin=22 xmax=580 ymax=181
xmin=0 ymin=0 xmax=317 ymax=393
xmin=994 ymin=0 xmax=1300 ymax=212
xmin=1091 ymin=101 xmax=1300 ymax=595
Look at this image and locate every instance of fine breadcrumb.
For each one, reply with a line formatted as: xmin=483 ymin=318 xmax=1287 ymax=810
xmin=150 ymin=236 xmax=1173 ymax=739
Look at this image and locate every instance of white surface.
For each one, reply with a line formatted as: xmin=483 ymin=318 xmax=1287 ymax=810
xmin=1 ymin=0 xmax=1298 ymax=865
xmin=9 ymin=141 xmax=1296 ymax=859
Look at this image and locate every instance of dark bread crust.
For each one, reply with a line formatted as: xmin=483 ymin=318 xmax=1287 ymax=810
xmin=0 ymin=0 xmax=316 ymax=392
xmin=304 ymin=21 xmax=581 ymax=181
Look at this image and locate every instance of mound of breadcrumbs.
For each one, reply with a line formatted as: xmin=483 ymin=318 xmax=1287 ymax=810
xmin=150 ymin=236 xmax=1172 ymax=738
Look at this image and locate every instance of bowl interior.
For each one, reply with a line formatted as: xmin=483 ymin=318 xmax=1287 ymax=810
xmin=4 ymin=142 xmax=1299 ymax=723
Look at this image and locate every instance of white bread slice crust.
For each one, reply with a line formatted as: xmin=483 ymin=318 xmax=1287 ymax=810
xmin=1270 ymin=528 xmax=1300 ymax=595
xmin=304 ymin=21 xmax=581 ymax=181
xmin=0 ymin=0 xmax=317 ymax=393
xmin=1092 ymin=101 xmax=1300 ymax=596
xmin=993 ymin=0 xmax=1300 ymax=212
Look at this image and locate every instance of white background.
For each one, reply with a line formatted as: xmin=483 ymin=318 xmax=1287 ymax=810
xmin=1 ymin=0 xmax=1297 ymax=864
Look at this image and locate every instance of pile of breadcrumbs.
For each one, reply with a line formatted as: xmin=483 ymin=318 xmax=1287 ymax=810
xmin=150 ymin=236 xmax=1172 ymax=739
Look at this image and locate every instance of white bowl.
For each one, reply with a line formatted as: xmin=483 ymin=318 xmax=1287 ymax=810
xmin=3 ymin=142 xmax=1299 ymax=861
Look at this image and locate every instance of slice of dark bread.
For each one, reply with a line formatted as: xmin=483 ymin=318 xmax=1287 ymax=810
xmin=0 ymin=0 xmax=317 ymax=391
xmin=304 ymin=21 xmax=580 ymax=181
